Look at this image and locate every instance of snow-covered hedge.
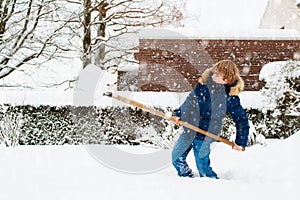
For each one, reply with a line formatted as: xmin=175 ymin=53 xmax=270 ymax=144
xmin=1 ymin=103 xmax=298 ymax=147
xmin=0 ymin=105 xmax=176 ymax=147
xmin=259 ymin=61 xmax=300 ymax=138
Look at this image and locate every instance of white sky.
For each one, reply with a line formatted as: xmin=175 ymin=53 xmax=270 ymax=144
xmin=184 ymin=0 xmax=268 ymax=30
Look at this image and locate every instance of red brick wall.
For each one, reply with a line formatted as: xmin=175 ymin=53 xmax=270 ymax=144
xmin=134 ymin=39 xmax=300 ymax=91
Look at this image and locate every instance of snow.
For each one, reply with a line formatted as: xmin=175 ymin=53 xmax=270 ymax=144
xmin=138 ymin=28 xmax=300 ymax=40
xmin=152 ymin=0 xmax=300 ymax=40
xmin=0 ymin=64 xmax=267 ymax=108
xmin=1 ymin=1 xmax=300 ymax=199
xmin=0 ymin=87 xmax=267 ymax=109
xmin=259 ymin=61 xmax=288 ymax=82
xmin=259 ymin=61 xmax=300 ymax=81
xmin=1 ymin=132 xmax=299 ymax=200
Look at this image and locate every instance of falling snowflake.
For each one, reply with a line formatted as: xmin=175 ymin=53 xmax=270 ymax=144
xmin=293 ymin=51 xmax=300 ymax=60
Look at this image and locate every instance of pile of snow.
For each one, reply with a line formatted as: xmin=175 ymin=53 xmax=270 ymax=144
xmin=260 ymin=61 xmax=300 ymax=82
xmin=213 ymin=131 xmax=300 ymax=183
xmin=0 ymin=131 xmax=299 ymax=200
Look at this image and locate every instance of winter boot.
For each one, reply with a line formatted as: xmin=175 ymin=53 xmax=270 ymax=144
xmin=178 ymin=169 xmax=194 ymax=178
xmin=200 ymin=169 xmax=219 ymax=179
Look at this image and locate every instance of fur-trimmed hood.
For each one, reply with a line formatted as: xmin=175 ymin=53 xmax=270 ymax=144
xmin=198 ymin=68 xmax=244 ymax=96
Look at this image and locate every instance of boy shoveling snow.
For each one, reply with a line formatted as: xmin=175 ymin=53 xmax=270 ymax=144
xmin=172 ymin=60 xmax=250 ymax=179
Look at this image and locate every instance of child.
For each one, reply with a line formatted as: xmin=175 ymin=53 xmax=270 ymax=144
xmin=172 ymin=60 xmax=250 ymax=179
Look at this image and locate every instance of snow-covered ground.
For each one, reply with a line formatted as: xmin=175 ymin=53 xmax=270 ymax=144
xmin=1 ymin=1 xmax=299 ymax=199
xmin=1 ymin=131 xmax=299 ymax=200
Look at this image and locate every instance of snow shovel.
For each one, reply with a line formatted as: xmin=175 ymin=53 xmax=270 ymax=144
xmin=103 ymin=92 xmax=244 ymax=150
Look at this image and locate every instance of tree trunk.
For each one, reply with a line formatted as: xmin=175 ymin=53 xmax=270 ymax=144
xmin=83 ymin=0 xmax=92 ymax=68
xmin=94 ymin=2 xmax=107 ymax=68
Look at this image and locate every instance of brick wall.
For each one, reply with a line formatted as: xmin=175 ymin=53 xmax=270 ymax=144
xmin=134 ymin=39 xmax=300 ymax=91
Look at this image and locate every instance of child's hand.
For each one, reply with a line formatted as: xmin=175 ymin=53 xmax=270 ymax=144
xmin=232 ymin=143 xmax=245 ymax=151
xmin=171 ymin=116 xmax=181 ymax=125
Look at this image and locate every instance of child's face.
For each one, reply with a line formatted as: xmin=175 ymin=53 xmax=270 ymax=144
xmin=212 ymin=71 xmax=228 ymax=85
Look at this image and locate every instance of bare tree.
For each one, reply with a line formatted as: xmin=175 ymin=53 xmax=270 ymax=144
xmin=0 ymin=0 xmax=80 ymax=82
xmin=80 ymin=0 xmax=184 ymax=69
xmin=0 ymin=0 xmax=183 ymax=87
xmin=0 ymin=110 xmax=22 ymax=147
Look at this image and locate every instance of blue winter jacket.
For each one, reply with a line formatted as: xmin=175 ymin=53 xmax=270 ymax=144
xmin=175 ymin=72 xmax=250 ymax=148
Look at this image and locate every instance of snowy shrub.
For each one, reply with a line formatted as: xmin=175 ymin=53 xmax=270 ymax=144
xmin=0 ymin=104 xmax=177 ymax=147
xmin=4 ymin=98 xmax=297 ymax=147
xmin=71 ymin=106 xmax=177 ymax=148
xmin=71 ymin=106 xmax=144 ymax=145
xmin=19 ymin=105 xmax=75 ymax=145
xmin=259 ymin=61 xmax=300 ymax=138
xmin=0 ymin=105 xmax=23 ymax=147
xmin=142 ymin=107 xmax=178 ymax=148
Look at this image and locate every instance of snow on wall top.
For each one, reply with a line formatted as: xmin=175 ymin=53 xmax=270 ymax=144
xmin=138 ymin=28 xmax=300 ymax=40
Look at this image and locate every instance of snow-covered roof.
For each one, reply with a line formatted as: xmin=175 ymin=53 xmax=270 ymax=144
xmin=138 ymin=28 xmax=300 ymax=40
xmin=118 ymin=65 xmax=139 ymax=72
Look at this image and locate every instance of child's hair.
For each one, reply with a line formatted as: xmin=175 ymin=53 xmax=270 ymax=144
xmin=212 ymin=60 xmax=239 ymax=84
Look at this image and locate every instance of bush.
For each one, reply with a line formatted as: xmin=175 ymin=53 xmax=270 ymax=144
xmin=0 ymin=104 xmax=177 ymax=148
xmin=0 ymin=105 xmax=23 ymax=147
xmin=1 ymin=102 xmax=298 ymax=147
xmin=259 ymin=61 xmax=300 ymax=138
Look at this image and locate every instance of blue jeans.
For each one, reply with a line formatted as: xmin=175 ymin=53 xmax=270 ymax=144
xmin=172 ymin=131 xmax=218 ymax=178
